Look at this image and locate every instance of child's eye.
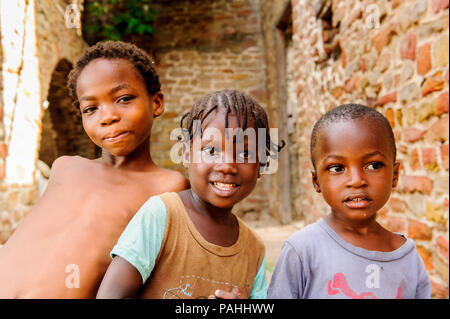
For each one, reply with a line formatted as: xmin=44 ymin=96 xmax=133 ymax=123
xmin=117 ymin=95 xmax=135 ymax=103
xmin=327 ymin=164 xmax=344 ymax=173
xmin=237 ymin=150 xmax=255 ymax=161
xmin=366 ymin=162 xmax=384 ymax=170
xmin=82 ymin=106 xmax=97 ymax=114
xmin=202 ymin=146 xmax=220 ymax=157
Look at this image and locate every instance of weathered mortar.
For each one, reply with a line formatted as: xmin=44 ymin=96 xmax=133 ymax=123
xmin=0 ymin=0 xmax=87 ymax=245
xmin=263 ymin=0 xmax=449 ymax=298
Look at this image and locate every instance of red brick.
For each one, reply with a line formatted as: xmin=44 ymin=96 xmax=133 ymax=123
xmin=0 ymin=143 xmax=7 ymax=159
xmin=430 ymin=279 xmax=449 ymax=299
xmin=341 ymin=45 xmax=346 ymax=68
xmin=353 ymin=75 xmax=360 ymax=91
xmin=410 ymin=148 xmax=421 ymax=171
xmin=385 ymin=108 xmax=395 ymax=127
xmin=237 ymin=9 xmax=253 ymax=17
xmin=422 ymin=72 xmax=445 ymax=96
xmin=417 ymin=246 xmax=434 ymax=271
xmin=331 ymin=87 xmax=344 ymax=99
xmin=398 ymin=175 xmax=433 ymax=194
xmin=403 ymin=128 xmax=425 ymax=142
xmin=432 ymin=0 xmax=449 ymax=12
xmin=441 ymin=144 xmax=449 ymax=170
xmin=436 ymin=91 xmax=449 ymax=116
xmin=360 ymin=58 xmax=366 ymax=73
xmin=421 ymin=147 xmax=439 ymax=170
xmin=389 ymin=197 xmax=406 ymax=213
xmin=417 ymin=43 xmax=432 ymax=76
xmin=0 ymin=160 xmax=4 ymax=180
xmin=378 ymin=207 xmax=388 ymax=219
xmin=400 ymin=33 xmax=416 ymax=60
xmin=377 ymin=92 xmax=397 ymax=106
xmin=408 ymin=220 xmax=433 ymax=240
xmin=373 ymin=23 xmax=396 ymax=53
xmin=437 ymin=236 xmax=449 ymax=262
xmin=425 ymin=115 xmax=449 ymax=142
xmin=384 ymin=216 xmax=406 ymax=233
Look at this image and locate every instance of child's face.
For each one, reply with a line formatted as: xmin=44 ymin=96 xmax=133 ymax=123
xmin=311 ymin=118 xmax=400 ymax=223
xmin=187 ymin=109 xmax=260 ymax=210
xmin=76 ymin=58 xmax=163 ymax=157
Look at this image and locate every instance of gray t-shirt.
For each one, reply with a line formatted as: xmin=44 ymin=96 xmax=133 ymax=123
xmin=268 ymin=218 xmax=431 ymax=299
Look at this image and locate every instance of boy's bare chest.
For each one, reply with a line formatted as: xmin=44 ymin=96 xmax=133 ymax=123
xmin=53 ymin=169 xmax=161 ymax=219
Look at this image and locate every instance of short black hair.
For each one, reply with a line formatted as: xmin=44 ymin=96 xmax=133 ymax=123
xmin=67 ymin=41 xmax=160 ymax=110
xmin=180 ymin=89 xmax=285 ymax=169
xmin=310 ymin=103 xmax=396 ymax=168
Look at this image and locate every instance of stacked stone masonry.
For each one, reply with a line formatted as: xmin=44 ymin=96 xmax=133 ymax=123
xmin=0 ymin=0 xmax=448 ymax=298
xmin=276 ymin=0 xmax=448 ymax=298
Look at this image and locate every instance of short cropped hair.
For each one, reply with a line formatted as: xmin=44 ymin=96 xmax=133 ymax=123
xmin=310 ymin=104 xmax=396 ymax=168
xmin=180 ymin=89 xmax=285 ymax=169
xmin=67 ymin=41 xmax=160 ymax=110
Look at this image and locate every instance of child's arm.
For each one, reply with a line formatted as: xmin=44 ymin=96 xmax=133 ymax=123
xmin=96 ymin=196 xmax=168 ymax=299
xmin=96 ymin=256 xmax=142 ymax=298
xmin=267 ymin=242 xmax=303 ymax=299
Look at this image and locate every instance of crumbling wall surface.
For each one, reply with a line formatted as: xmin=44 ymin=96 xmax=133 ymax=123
xmin=289 ymin=0 xmax=448 ymax=298
xmin=145 ymin=0 xmax=271 ymax=219
xmin=0 ymin=0 xmax=86 ymax=245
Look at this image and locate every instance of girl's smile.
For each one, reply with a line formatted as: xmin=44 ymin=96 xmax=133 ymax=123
xmin=187 ymin=108 xmax=260 ymax=211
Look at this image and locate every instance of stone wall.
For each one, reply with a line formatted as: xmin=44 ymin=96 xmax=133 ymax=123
xmin=0 ymin=0 xmax=87 ymax=244
xmin=278 ymin=0 xmax=448 ymax=298
xmin=145 ymin=0 xmax=271 ymax=219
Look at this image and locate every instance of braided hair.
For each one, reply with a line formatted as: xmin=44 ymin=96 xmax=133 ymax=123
xmin=180 ymin=89 xmax=285 ymax=170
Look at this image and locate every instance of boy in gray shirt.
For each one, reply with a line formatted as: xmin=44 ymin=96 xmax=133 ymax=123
xmin=268 ymin=104 xmax=430 ymax=299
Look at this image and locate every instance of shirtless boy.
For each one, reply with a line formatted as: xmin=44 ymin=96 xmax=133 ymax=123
xmin=0 ymin=41 xmax=189 ymax=298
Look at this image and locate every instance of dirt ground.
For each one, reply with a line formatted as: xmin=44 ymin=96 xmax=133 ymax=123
xmin=245 ymin=217 xmax=305 ymax=283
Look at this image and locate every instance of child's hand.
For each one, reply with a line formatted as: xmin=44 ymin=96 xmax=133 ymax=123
xmin=208 ymin=286 xmax=248 ymax=299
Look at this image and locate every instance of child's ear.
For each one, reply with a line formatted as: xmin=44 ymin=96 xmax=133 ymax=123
xmin=392 ymin=160 xmax=401 ymax=187
xmin=311 ymin=170 xmax=321 ymax=193
xmin=152 ymin=91 xmax=164 ymax=118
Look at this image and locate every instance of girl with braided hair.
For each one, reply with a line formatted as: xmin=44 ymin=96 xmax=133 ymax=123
xmin=97 ymin=90 xmax=284 ymax=299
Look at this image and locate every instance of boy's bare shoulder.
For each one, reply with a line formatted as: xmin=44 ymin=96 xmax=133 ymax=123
xmin=49 ymin=156 xmax=98 ymax=179
xmin=154 ymin=167 xmax=190 ymax=192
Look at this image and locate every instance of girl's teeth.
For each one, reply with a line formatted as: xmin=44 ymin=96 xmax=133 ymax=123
xmin=350 ymin=198 xmax=365 ymax=202
xmin=214 ymin=182 xmax=235 ymax=190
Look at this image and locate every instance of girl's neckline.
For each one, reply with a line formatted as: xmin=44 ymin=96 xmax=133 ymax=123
xmin=172 ymin=192 xmax=247 ymax=257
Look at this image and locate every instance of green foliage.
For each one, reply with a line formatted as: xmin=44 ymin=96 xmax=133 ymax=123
xmin=83 ymin=0 xmax=155 ymax=41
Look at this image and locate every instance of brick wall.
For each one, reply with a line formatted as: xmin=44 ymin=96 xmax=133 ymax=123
xmin=0 ymin=0 xmax=87 ymax=244
xmin=275 ymin=0 xmax=449 ymax=298
xmin=139 ymin=0 xmax=272 ymax=219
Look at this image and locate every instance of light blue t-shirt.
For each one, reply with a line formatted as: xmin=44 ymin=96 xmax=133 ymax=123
xmin=111 ymin=195 xmax=268 ymax=299
xmin=268 ymin=218 xmax=431 ymax=299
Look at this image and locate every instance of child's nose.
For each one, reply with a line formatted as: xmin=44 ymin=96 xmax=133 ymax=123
xmin=214 ymin=161 xmax=239 ymax=175
xmin=100 ymin=106 xmax=120 ymax=126
xmin=347 ymin=168 xmax=367 ymax=188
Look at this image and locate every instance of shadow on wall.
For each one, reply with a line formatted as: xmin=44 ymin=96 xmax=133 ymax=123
xmin=37 ymin=59 xmax=100 ymax=195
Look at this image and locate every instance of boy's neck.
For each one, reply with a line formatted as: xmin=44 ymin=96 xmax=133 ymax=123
xmin=325 ymin=213 xmax=379 ymax=236
xmin=99 ymin=140 xmax=157 ymax=171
